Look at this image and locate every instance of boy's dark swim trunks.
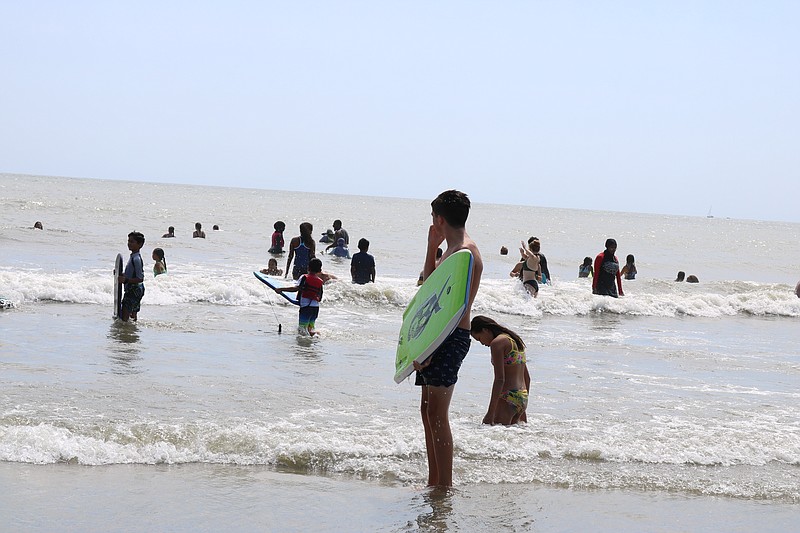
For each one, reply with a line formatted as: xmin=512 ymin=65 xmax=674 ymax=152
xmin=415 ymin=327 xmax=471 ymax=387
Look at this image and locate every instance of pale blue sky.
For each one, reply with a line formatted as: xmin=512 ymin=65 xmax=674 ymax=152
xmin=2 ymin=1 xmax=798 ymax=222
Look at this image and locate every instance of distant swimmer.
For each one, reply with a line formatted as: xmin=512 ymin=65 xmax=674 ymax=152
xmin=193 ymin=222 xmax=206 ymax=239
xmin=33 ymin=221 xmax=43 ymax=230
xmin=319 ymin=229 xmax=335 ymax=244
xmin=329 ymin=238 xmax=350 ymax=259
xmin=686 ymin=275 xmax=699 ymax=283
xmin=675 ymin=271 xmax=686 ymax=282
xmin=324 ymin=219 xmax=350 ymax=252
xmin=260 ymin=258 xmax=283 ymax=277
xmin=518 ymin=239 xmax=541 ymax=297
xmin=332 ymin=219 xmax=349 ymax=246
xmin=352 ymin=238 xmax=376 ymax=284
xmin=529 ymin=237 xmax=550 ymax=284
xmin=152 ymin=248 xmax=167 ymax=276
xmin=470 ymin=315 xmax=531 ymax=426
xmin=268 ymin=221 xmax=286 ymax=254
xmin=795 ymin=280 xmax=800 ymax=298
xmin=162 ymin=226 xmax=175 ymax=238
xmin=212 ymin=225 xmax=219 ymax=231
xmin=578 ymin=257 xmax=593 ymax=278
xmin=592 ymin=238 xmax=624 ymax=297
xmin=500 ymin=246 xmax=508 ymax=256
xmin=620 ymin=254 xmax=637 ymax=280
xmin=286 ymin=222 xmax=315 ymax=280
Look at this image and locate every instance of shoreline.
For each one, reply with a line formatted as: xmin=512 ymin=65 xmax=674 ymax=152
xmin=3 ymin=462 xmax=798 ymax=532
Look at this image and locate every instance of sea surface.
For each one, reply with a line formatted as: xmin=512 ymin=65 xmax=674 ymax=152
xmin=1 ymin=173 xmax=799 ymax=532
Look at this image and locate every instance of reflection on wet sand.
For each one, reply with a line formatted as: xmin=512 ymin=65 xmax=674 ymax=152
xmin=107 ymin=321 xmax=142 ymax=374
xmin=413 ymin=487 xmax=454 ymax=531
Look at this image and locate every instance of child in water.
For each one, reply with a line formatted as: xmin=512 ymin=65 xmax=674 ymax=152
xmin=119 ymin=231 xmax=146 ymax=322
xmin=470 ymin=315 xmax=530 ymax=425
xmin=620 ymin=254 xmax=637 ymax=280
xmin=260 ymin=258 xmax=283 ymax=276
xmin=275 ymin=258 xmax=324 ymax=336
xmin=578 ymin=257 xmax=593 ymax=278
xmin=268 ymin=221 xmax=285 ymax=254
xmin=329 ymin=238 xmax=350 ymax=259
xmin=152 ymin=248 xmax=167 ymax=276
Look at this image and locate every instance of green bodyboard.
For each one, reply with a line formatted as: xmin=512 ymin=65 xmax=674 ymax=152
xmin=394 ymin=249 xmax=474 ymax=383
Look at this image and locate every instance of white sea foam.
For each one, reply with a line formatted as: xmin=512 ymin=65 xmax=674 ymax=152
xmin=3 ymin=268 xmax=798 ymax=318
xmin=2 ymin=409 xmax=798 ymax=501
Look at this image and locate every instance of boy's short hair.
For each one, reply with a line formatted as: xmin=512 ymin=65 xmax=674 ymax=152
xmin=129 ymin=231 xmax=145 ymax=245
xmin=274 ymin=221 xmax=285 ymax=231
xmin=308 ymin=258 xmax=323 ymax=273
xmin=431 ymin=190 xmax=470 ymax=228
xmin=358 ymin=238 xmax=369 ymax=251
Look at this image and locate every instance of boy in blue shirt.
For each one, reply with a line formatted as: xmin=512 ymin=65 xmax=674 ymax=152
xmin=119 ymin=231 xmax=146 ymax=322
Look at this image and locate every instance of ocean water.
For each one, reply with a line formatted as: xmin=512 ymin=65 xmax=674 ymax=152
xmin=1 ymin=173 xmax=799 ymax=531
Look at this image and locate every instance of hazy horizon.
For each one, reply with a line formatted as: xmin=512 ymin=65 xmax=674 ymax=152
xmin=2 ymin=2 xmax=798 ymax=223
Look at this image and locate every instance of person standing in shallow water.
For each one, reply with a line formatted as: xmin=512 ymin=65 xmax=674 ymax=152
xmin=592 ymin=238 xmax=624 ymax=297
xmin=470 ymin=315 xmax=531 ymax=426
xmin=193 ymin=222 xmax=205 ymax=238
xmin=412 ymin=189 xmax=483 ymax=488
xmin=285 ymin=222 xmax=315 ymax=280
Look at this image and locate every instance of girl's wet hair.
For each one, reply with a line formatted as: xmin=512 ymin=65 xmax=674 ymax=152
xmin=470 ymin=315 xmax=525 ymax=350
xmin=153 ymin=247 xmax=166 ymax=269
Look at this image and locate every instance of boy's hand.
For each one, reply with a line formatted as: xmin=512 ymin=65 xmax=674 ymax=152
xmin=427 ymin=224 xmax=444 ymax=249
xmin=412 ymin=358 xmax=432 ymax=371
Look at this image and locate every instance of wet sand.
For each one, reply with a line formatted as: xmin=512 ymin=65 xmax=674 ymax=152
xmin=3 ymin=462 xmax=798 ymax=532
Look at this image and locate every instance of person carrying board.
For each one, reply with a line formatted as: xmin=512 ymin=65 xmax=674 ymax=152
xmin=412 ymin=189 xmax=483 ymax=488
xmin=119 ymin=231 xmax=146 ymax=322
xmin=275 ymin=258 xmax=324 ymax=336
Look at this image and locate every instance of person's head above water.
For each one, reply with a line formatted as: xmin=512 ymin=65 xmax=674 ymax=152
xmin=675 ymin=271 xmax=686 ymax=282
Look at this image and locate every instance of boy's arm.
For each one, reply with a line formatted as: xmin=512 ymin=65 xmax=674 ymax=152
xmin=615 ymin=256 xmax=624 ymax=296
xmin=592 ymin=254 xmax=602 ymax=292
xmin=422 ymin=225 xmax=444 ymax=281
xmin=276 ymin=286 xmax=299 ymax=293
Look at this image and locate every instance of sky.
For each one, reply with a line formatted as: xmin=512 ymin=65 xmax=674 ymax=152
xmin=2 ymin=1 xmax=798 ymax=222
